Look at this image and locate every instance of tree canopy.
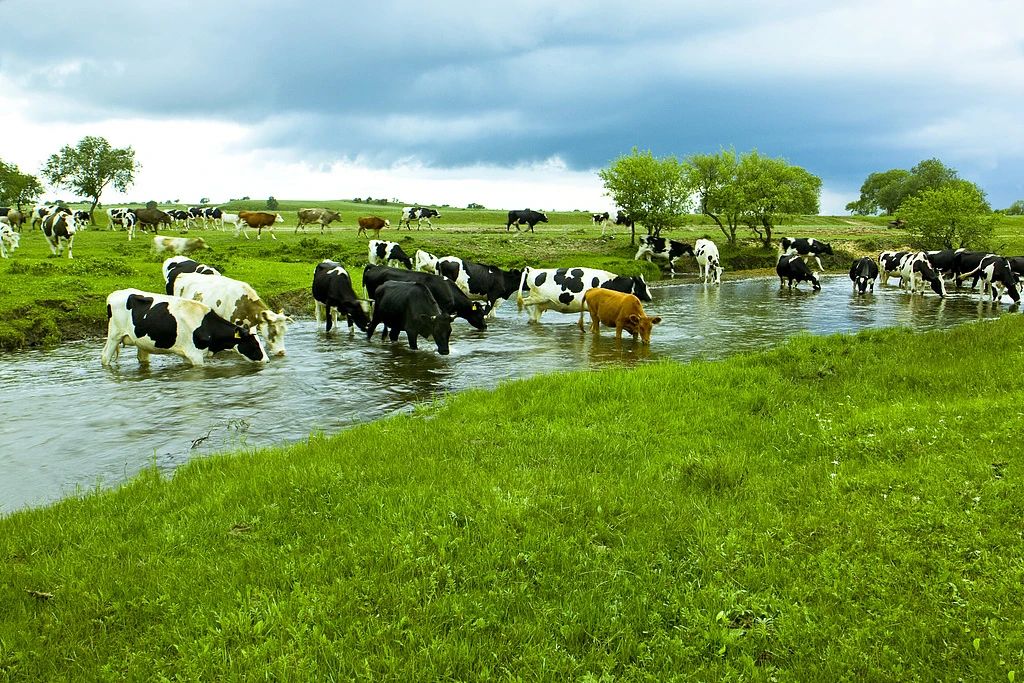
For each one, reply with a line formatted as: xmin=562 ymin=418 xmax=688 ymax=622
xmin=898 ymin=182 xmax=996 ymax=250
xmin=684 ymin=148 xmax=746 ymax=244
xmin=598 ymin=148 xmax=693 ymax=242
xmin=845 ymin=158 xmax=984 ymax=216
xmin=41 ymin=136 xmax=138 ymax=220
xmin=0 ymin=159 xmax=44 ymax=214
xmin=736 ymin=151 xmax=821 ymax=248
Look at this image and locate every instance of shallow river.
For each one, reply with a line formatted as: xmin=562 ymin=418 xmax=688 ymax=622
xmin=0 ymin=276 xmax=1011 ymax=514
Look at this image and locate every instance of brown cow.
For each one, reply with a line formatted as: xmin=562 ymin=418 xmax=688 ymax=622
xmin=134 ymin=207 xmax=172 ymax=233
xmin=295 ymin=208 xmax=342 ymax=234
xmin=237 ymin=211 xmax=284 ymax=240
xmin=357 ymin=216 xmax=391 ymax=238
xmin=581 ymin=288 xmax=661 ymax=344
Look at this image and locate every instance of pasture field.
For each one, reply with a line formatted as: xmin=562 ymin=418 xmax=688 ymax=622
xmin=8 ymin=200 xmax=1018 ymax=352
xmin=2 ymin=316 xmax=1024 ymax=679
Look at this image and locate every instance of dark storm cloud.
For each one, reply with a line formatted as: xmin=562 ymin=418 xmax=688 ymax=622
xmin=4 ymin=0 xmax=1024 ymax=207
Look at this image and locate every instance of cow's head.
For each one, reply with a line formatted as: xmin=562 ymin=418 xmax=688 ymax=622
xmin=275 ymin=213 xmax=284 ymax=223
xmin=918 ymin=262 xmax=945 ymax=297
xmin=464 ymin=301 xmax=488 ymax=331
xmin=820 ymin=241 xmax=834 ymax=255
xmin=234 ymin=325 xmax=268 ymax=363
xmin=628 ymin=313 xmax=662 ymax=345
xmin=423 ymin=314 xmax=452 ymax=355
xmin=259 ymin=309 xmax=293 ymax=356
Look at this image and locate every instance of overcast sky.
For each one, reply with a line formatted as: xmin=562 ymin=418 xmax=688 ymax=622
xmin=2 ymin=0 xmax=1023 ymax=214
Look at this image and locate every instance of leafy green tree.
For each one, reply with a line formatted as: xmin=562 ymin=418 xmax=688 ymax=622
xmin=199 ymin=197 xmax=210 ymax=205
xmin=737 ymin=151 xmax=821 ymax=248
xmin=598 ymin=148 xmax=693 ymax=243
xmin=845 ymin=168 xmax=911 ymax=215
xmin=898 ymin=182 xmax=996 ymax=249
xmin=266 ymin=196 xmax=279 ymax=210
xmin=1003 ymin=200 xmax=1024 ymax=216
xmin=846 ymin=158 xmax=981 ymax=216
xmin=684 ymin=148 xmax=748 ymax=245
xmin=0 ymin=159 xmax=45 ymax=215
xmin=41 ymin=136 xmax=138 ymax=222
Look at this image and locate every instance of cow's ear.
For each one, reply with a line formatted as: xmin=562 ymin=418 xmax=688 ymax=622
xmin=651 ymin=316 xmax=662 ymax=325
xmin=628 ymin=314 xmax=640 ymax=324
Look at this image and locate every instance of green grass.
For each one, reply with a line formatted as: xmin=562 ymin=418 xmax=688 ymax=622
xmin=2 ymin=316 xmax=1023 ymax=679
xmin=5 ymin=205 xmax=1024 ymax=350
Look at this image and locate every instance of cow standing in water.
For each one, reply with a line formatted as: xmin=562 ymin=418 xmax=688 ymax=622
xmin=781 ymin=237 xmax=833 ymax=272
xmin=366 ymin=280 xmax=452 ymax=354
xmin=582 ymin=288 xmax=661 ymax=344
xmin=849 ymin=257 xmax=879 ymax=295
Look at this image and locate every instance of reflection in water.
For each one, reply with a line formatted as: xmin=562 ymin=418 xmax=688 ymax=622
xmin=0 ymin=275 xmax=1010 ymax=514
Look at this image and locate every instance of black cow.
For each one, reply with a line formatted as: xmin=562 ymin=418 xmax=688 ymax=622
xmin=506 ymin=209 xmax=549 ymax=232
xmin=959 ymin=255 xmax=1020 ymax=304
xmin=399 ymin=207 xmax=441 ymax=230
xmin=1006 ymin=256 xmax=1024 ymax=286
xmin=781 ymin=237 xmax=833 ymax=271
xmin=849 ymin=257 xmax=879 ymax=295
xmin=312 ymin=260 xmax=371 ymax=332
xmin=363 ymin=264 xmax=488 ymax=330
xmin=367 ymin=240 xmax=413 ymax=269
xmin=952 ymin=251 xmax=988 ymax=290
xmin=633 ymin=235 xmax=694 ymax=272
xmin=367 ymin=280 xmax=452 ymax=354
xmin=435 ymin=257 xmax=522 ymax=317
xmin=924 ymin=249 xmax=962 ymax=280
xmin=777 ymin=254 xmax=821 ymax=291
xmin=162 ymin=256 xmax=221 ymax=295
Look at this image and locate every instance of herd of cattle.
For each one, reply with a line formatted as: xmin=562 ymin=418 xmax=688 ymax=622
xmin=5 ymin=201 xmax=1022 ymax=367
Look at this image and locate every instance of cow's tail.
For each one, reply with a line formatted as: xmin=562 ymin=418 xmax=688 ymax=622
xmin=957 ymin=264 xmax=983 ymax=286
xmin=517 ymin=267 xmax=530 ymax=312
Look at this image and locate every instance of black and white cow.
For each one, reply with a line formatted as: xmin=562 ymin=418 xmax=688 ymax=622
xmin=312 ymin=260 xmax=371 ymax=333
xmin=776 ymin=254 xmax=821 ymax=291
xmin=31 ymin=204 xmax=70 ymax=228
xmin=506 ymin=209 xmax=549 ymax=232
xmin=414 ymin=249 xmax=440 ymax=273
xmin=41 ymin=212 xmax=79 ymax=258
xmin=367 ymin=280 xmax=452 ymax=354
xmin=399 ymin=207 xmax=441 ymax=230
xmin=72 ymin=210 xmax=90 ymax=224
xmin=203 ymin=207 xmax=223 ymax=228
xmin=434 ymin=257 xmax=523 ymax=318
xmin=107 ymin=207 xmax=136 ymax=232
xmin=849 ymin=257 xmax=879 ymax=295
xmin=925 ymin=249 xmax=962 ymax=281
xmin=958 ymin=255 xmax=1021 ymax=304
xmin=781 ymin=237 xmax=833 ymax=272
xmin=878 ymin=251 xmax=911 ymax=286
xmin=516 ymin=267 xmax=652 ymax=324
xmin=162 ymin=256 xmax=222 ymax=295
xmin=694 ymin=238 xmax=723 ymax=284
xmin=166 ymin=209 xmax=192 ymax=229
xmin=1006 ymin=256 xmax=1024 ymax=287
xmin=187 ymin=206 xmax=207 ymax=227
xmin=591 ymin=210 xmax=634 ymax=236
xmin=899 ymin=252 xmax=946 ymax=297
xmin=363 ymin=264 xmax=489 ymax=330
xmin=634 ymin=235 xmax=694 ymax=273
xmin=952 ymin=251 xmax=988 ymax=290
xmin=101 ymin=289 xmax=268 ymax=367
xmin=367 ymin=240 xmax=413 ymax=269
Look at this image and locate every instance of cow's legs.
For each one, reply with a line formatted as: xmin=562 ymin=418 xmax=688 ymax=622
xmin=136 ymin=348 xmax=151 ymax=364
xmin=814 ymin=255 xmax=824 ymax=272
xmin=66 ymin=236 xmax=74 ymax=259
xmin=406 ymin=331 xmax=418 ymax=349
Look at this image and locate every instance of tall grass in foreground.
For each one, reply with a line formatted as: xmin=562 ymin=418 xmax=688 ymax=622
xmin=3 ymin=316 xmax=1024 ymax=679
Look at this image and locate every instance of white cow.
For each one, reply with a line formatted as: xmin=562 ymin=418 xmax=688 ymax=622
xmin=153 ymin=236 xmax=208 ymax=255
xmin=101 ymin=289 xmax=267 ymax=367
xmin=694 ymin=238 xmax=723 ymax=284
xmin=414 ymin=249 xmax=440 ymax=273
xmin=0 ymin=223 xmax=20 ymax=258
xmin=173 ymin=273 xmax=293 ymax=356
xmin=517 ymin=266 xmax=652 ymax=324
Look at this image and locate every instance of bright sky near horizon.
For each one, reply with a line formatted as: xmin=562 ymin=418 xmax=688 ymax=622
xmin=2 ymin=0 xmax=1023 ymax=214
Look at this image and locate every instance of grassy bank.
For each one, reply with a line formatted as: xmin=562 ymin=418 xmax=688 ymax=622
xmin=3 ymin=316 xmax=1023 ymax=679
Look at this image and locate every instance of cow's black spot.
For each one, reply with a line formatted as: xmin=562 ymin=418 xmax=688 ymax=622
xmin=375 ymin=243 xmax=387 ymax=259
xmin=558 ymin=292 xmax=575 ymax=305
xmin=126 ymin=294 xmax=177 ymax=349
xmin=553 ymin=268 xmax=585 ymax=294
xmin=591 ymin=277 xmax=599 ymax=288
xmin=534 ymin=271 xmax=547 ymax=287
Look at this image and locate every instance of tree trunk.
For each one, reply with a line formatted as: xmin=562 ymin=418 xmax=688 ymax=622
xmin=89 ymin=196 xmax=100 ymax=225
xmin=760 ymin=217 xmax=773 ymax=249
xmin=704 ymin=209 xmax=733 ymax=244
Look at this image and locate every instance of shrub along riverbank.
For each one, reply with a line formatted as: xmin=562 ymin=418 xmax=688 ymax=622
xmin=4 ymin=204 xmax=994 ymax=351
xmin=2 ymin=315 xmax=1023 ymax=679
